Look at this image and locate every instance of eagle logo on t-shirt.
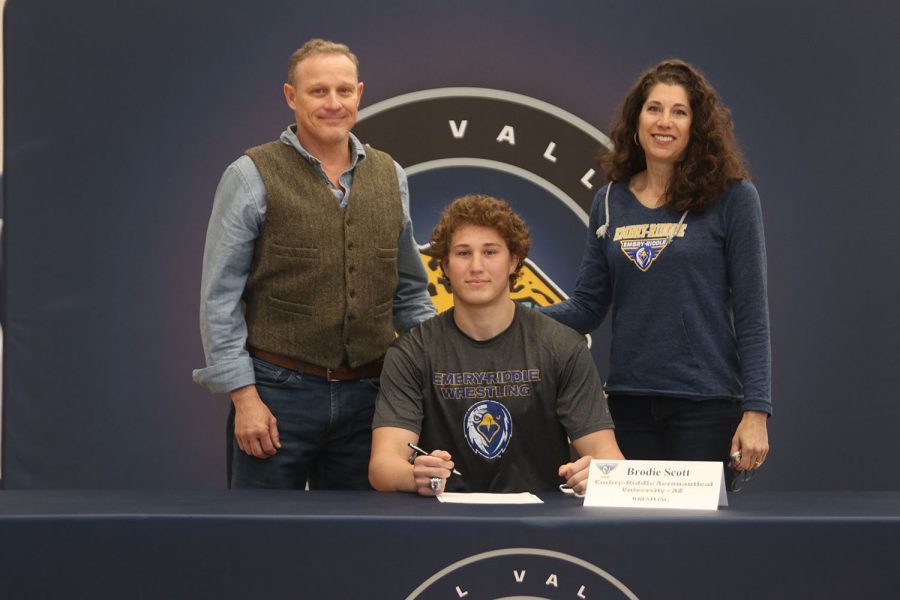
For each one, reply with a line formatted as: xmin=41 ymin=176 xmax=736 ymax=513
xmin=464 ymin=400 xmax=513 ymax=460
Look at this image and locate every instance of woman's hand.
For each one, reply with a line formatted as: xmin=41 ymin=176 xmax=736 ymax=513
xmin=730 ymin=411 xmax=769 ymax=471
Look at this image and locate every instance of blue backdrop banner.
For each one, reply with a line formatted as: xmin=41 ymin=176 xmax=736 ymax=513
xmin=3 ymin=0 xmax=899 ymax=490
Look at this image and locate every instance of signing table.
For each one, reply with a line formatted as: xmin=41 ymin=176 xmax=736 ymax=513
xmin=1 ymin=490 xmax=898 ymax=598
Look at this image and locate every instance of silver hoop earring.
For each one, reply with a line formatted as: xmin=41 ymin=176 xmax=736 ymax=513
xmin=633 ymin=132 xmax=640 ymax=147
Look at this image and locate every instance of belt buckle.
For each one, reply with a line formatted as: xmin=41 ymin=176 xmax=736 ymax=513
xmin=325 ymin=368 xmax=340 ymax=383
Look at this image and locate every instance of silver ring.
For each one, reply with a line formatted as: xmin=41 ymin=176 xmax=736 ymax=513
xmin=429 ymin=477 xmax=441 ymax=491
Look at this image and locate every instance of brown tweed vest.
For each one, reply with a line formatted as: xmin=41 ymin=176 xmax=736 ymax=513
xmin=243 ymin=141 xmax=403 ymax=368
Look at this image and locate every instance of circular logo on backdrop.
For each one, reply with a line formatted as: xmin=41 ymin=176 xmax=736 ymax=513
xmin=406 ymin=547 xmax=638 ymax=599
xmin=355 ymin=88 xmax=613 ymax=317
xmin=463 ymin=400 xmax=513 ymax=459
xmin=356 ymin=87 xmax=611 ymax=218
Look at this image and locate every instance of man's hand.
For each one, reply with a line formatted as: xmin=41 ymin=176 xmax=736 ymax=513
xmin=558 ymin=455 xmax=593 ymax=496
xmin=231 ymin=385 xmax=281 ymax=459
xmin=412 ymin=450 xmax=455 ymax=497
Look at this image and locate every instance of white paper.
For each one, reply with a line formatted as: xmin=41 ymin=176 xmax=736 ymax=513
xmin=583 ymin=459 xmax=726 ymax=510
xmin=436 ymin=492 xmax=543 ymax=504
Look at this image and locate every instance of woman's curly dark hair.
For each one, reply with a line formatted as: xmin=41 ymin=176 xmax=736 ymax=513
xmin=601 ymin=59 xmax=749 ymax=212
xmin=430 ymin=194 xmax=532 ymax=289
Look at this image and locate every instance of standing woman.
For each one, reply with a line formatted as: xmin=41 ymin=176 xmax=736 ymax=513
xmin=542 ymin=60 xmax=769 ymax=477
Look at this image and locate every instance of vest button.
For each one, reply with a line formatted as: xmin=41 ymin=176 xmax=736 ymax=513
xmin=348 ymin=266 xmax=356 ymax=274
xmin=348 ymin=314 xmax=354 ymax=321
xmin=349 ymin=290 xmax=356 ymax=298
xmin=347 ymin=242 xmax=354 ymax=250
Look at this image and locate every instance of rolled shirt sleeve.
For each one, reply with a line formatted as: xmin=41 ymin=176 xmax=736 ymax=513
xmin=192 ymin=157 xmax=264 ymax=393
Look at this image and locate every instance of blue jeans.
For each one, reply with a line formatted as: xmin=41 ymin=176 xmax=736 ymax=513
xmin=229 ymin=357 xmax=379 ymax=490
xmin=607 ymin=395 xmax=742 ymax=474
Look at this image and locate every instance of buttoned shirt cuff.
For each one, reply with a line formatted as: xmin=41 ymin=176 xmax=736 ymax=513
xmin=192 ymin=356 xmax=256 ymax=394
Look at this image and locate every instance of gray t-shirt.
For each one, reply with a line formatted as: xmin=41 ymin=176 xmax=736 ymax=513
xmin=373 ymin=304 xmax=614 ymax=492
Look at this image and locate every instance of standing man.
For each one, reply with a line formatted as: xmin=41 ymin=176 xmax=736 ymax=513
xmin=194 ymin=39 xmax=435 ymax=489
xmin=369 ymin=195 xmax=623 ymax=496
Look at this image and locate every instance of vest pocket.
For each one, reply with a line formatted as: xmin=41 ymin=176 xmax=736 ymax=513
xmin=270 ymin=242 xmax=319 ymax=259
xmin=375 ymin=246 xmax=398 ymax=259
xmin=372 ymin=297 xmax=393 ymax=316
xmin=268 ymin=295 xmax=316 ymax=316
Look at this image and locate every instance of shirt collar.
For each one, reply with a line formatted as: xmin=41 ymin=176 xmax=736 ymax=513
xmin=280 ymin=125 xmax=366 ymax=169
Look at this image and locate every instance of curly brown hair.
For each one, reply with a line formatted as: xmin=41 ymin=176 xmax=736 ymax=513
xmin=430 ymin=195 xmax=532 ymax=289
xmin=601 ymin=59 xmax=749 ymax=212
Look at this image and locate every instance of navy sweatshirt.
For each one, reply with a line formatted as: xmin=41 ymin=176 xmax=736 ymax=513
xmin=541 ymin=180 xmax=771 ymax=414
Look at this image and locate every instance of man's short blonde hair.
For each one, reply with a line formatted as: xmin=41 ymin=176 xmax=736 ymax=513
xmin=287 ymin=38 xmax=359 ymax=85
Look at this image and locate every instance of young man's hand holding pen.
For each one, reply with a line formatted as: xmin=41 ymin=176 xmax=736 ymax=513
xmin=408 ymin=443 xmax=459 ymax=497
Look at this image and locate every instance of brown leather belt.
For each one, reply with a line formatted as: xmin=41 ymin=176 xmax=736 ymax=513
xmin=249 ymin=348 xmax=383 ymax=382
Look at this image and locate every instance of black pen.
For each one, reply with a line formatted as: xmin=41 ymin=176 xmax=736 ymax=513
xmin=407 ymin=442 xmax=463 ymax=477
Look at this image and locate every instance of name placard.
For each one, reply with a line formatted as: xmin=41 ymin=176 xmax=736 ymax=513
xmin=583 ymin=460 xmax=727 ymax=510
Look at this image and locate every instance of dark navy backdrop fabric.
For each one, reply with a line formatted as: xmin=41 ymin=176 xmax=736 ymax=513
xmin=2 ymin=0 xmax=899 ymax=489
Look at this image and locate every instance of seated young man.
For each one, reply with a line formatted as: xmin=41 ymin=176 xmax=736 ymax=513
xmin=369 ymin=194 xmax=623 ymax=496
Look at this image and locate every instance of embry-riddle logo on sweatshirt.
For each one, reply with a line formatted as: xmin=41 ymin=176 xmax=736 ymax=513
xmin=615 ymin=222 xmax=688 ymax=272
xmin=355 ymin=87 xmax=615 ymax=312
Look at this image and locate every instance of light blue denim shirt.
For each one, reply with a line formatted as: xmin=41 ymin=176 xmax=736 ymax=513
xmin=193 ymin=126 xmax=435 ymax=394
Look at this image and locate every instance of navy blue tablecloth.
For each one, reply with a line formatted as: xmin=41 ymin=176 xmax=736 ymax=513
xmin=1 ymin=490 xmax=898 ymax=599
